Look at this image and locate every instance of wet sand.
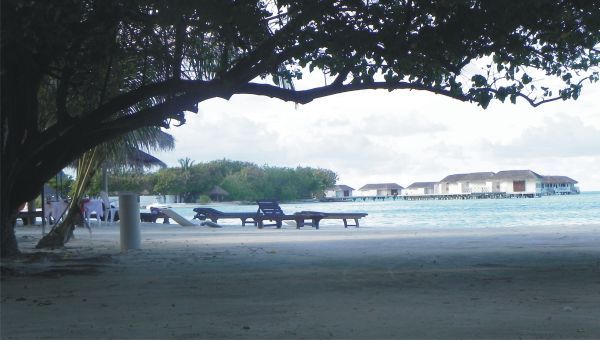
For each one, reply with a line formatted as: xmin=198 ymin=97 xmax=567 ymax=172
xmin=2 ymin=223 xmax=600 ymax=339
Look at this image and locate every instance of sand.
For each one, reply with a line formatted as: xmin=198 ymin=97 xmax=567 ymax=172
xmin=2 ymin=222 xmax=600 ymax=339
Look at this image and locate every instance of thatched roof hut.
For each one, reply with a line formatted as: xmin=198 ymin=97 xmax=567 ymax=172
xmin=123 ymin=148 xmax=167 ymax=169
xmin=209 ymin=185 xmax=229 ymax=202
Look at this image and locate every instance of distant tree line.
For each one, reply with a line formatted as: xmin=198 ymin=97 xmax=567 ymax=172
xmin=89 ymin=159 xmax=337 ymax=203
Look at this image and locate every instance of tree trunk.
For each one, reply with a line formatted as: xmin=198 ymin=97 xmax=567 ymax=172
xmin=36 ymin=203 xmax=79 ymax=249
xmin=1 ymin=42 xmax=45 ymax=257
xmin=0 ymin=210 xmax=20 ymax=257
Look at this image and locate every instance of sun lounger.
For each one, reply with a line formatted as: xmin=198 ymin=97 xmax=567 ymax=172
xmin=140 ymin=210 xmax=170 ymax=224
xmin=295 ymin=211 xmax=368 ymax=228
xmin=193 ymin=201 xmax=368 ymax=229
xmin=160 ymin=208 xmax=197 ymax=226
xmin=254 ymin=200 xmax=324 ymax=228
xmin=192 ymin=206 xmax=320 ymax=228
xmin=256 ymin=200 xmax=367 ymax=229
xmin=255 ymin=200 xmax=303 ymax=228
xmin=192 ymin=207 xmax=259 ymax=226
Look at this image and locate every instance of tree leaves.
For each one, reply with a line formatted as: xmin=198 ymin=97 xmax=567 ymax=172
xmin=150 ymin=160 xmax=337 ymax=202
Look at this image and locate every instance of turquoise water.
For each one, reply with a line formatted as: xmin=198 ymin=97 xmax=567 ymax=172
xmin=164 ymin=192 xmax=600 ymax=229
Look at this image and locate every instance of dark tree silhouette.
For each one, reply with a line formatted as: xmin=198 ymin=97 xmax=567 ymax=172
xmin=2 ymin=0 xmax=599 ymax=256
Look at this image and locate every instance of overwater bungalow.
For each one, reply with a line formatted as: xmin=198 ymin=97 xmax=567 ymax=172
xmin=434 ymin=172 xmax=495 ymax=195
xmin=327 ymin=170 xmax=578 ymax=202
xmin=324 ymin=185 xmax=355 ymax=198
xmin=541 ymin=176 xmax=579 ymax=195
xmin=491 ymin=170 xmax=544 ymax=196
xmin=357 ymin=183 xmax=404 ymax=197
xmin=403 ymin=182 xmax=436 ymax=196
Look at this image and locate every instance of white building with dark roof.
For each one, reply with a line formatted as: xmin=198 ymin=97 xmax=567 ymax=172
xmin=357 ymin=183 xmax=404 ymax=197
xmin=491 ymin=170 xmax=544 ymax=195
xmin=541 ymin=176 xmax=579 ymax=195
xmin=324 ymin=185 xmax=355 ymax=198
xmin=435 ymin=172 xmax=495 ymax=195
xmin=403 ymin=182 xmax=436 ymax=196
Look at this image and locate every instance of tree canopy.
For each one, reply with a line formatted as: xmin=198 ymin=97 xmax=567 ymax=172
xmin=2 ymin=0 xmax=599 ymax=256
xmin=107 ymin=159 xmax=337 ymax=202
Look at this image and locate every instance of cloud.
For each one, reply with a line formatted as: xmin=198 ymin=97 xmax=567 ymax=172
xmin=358 ymin=113 xmax=446 ymax=137
xmin=489 ymin=115 xmax=600 ymax=158
xmin=155 ymin=111 xmax=285 ymax=166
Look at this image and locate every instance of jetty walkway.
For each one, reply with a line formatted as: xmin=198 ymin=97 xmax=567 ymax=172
xmin=321 ymin=192 xmax=540 ymax=202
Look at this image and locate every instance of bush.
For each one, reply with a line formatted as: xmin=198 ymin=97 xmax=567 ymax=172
xmin=197 ymin=195 xmax=211 ymax=204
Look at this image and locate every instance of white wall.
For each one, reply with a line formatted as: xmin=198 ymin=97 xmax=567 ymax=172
xmin=434 ymin=183 xmax=444 ymax=195
xmin=357 ymin=189 xmax=378 ymax=197
xmin=498 ymin=179 xmax=541 ymax=194
xmin=405 ymin=188 xmax=423 ymax=195
xmin=325 ymin=189 xmax=353 ymax=198
xmin=404 ymin=187 xmax=433 ymax=195
xmin=466 ymin=181 xmax=492 ymax=193
xmin=447 ymin=183 xmax=462 ymax=194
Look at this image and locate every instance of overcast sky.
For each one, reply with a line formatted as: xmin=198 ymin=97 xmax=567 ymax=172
xmin=154 ymin=72 xmax=600 ymax=191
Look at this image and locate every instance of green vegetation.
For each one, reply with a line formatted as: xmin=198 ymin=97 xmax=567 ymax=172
xmin=94 ymin=159 xmax=337 ymax=203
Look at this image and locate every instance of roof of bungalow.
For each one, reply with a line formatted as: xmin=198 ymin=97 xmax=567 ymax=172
xmin=330 ymin=184 xmax=355 ymax=191
xmin=209 ymin=185 xmax=229 ymax=196
xmin=493 ymin=170 xmax=544 ymax=181
xmin=358 ymin=183 xmax=404 ymax=190
xmin=406 ymin=182 xmax=437 ymax=189
xmin=542 ymin=175 xmax=578 ymax=184
xmin=439 ymin=172 xmax=495 ymax=182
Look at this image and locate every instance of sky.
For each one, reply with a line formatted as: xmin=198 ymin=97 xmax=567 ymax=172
xmin=154 ymin=71 xmax=600 ymax=191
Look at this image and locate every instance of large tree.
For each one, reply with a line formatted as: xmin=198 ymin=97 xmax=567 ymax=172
xmin=2 ymin=0 xmax=599 ymax=256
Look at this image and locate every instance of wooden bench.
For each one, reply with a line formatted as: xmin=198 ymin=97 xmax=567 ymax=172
xmin=192 ymin=207 xmax=258 ymax=226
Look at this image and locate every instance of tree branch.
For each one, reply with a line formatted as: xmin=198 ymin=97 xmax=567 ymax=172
xmin=472 ymin=76 xmax=595 ymax=107
xmin=237 ymin=81 xmax=471 ymax=105
xmin=56 ymin=68 xmax=72 ymax=122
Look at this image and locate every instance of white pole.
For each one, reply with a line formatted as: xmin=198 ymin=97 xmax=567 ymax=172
xmin=119 ymin=192 xmax=141 ymax=251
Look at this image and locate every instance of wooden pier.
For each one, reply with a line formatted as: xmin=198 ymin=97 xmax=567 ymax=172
xmin=321 ymin=192 xmax=540 ymax=202
xmin=397 ymin=192 xmax=539 ymax=200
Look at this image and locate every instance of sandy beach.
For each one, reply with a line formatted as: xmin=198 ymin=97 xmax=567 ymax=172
xmin=2 ymin=222 xmax=600 ymax=339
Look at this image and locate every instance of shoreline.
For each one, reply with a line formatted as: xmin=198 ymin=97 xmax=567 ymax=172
xmin=3 ymin=223 xmax=600 ymax=339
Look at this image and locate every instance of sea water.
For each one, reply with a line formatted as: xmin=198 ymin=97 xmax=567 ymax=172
xmin=158 ymin=192 xmax=600 ymax=229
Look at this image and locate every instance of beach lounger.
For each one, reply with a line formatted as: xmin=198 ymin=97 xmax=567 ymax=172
xmin=192 ymin=207 xmax=258 ymax=226
xmin=295 ymin=211 xmax=368 ymax=228
xmin=255 ymin=200 xmax=298 ymax=228
xmin=160 ymin=208 xmax=196 ymax=226
xmin=256 ymin=200 xmax=367 ymax=229
xmin=140 ymin=209 xmax=170 ymax=224
xmin=255 ymin=200 xmax=367 ymax=229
